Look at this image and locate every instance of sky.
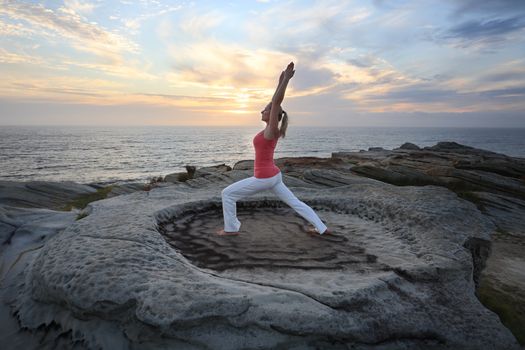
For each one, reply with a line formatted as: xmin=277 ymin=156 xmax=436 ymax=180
xmin=1 ymin=0 xmax=525 ymax=127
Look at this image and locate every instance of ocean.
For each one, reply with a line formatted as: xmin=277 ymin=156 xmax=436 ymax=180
xmin=1 ymin=126 xmax=524 ymax=184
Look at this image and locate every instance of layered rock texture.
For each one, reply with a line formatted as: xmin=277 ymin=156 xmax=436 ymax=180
xmin=1 ymin=142 xmax=523 ymax=349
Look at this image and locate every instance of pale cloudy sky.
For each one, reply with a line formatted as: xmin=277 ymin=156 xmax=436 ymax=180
xmin=1 ymin=0 xmax=524 ymax=127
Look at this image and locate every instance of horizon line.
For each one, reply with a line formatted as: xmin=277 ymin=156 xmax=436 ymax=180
xmin=2 ymin=124 xmax=525 ymax=129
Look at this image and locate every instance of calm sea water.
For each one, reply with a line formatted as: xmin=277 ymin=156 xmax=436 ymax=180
xmin=1 ymin=126 xmax=524 ymax=184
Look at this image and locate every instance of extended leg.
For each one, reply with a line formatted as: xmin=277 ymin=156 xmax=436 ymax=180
xmin=271 ymin=181 xmax=328 ymax=234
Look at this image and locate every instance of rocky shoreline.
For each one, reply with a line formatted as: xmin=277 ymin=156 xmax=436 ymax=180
xmin=1 ymin=141 xmax=524 ymax=349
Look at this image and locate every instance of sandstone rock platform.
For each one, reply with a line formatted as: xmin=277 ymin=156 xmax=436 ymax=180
xmin=1 ymin=142 xmax=524 ymax=349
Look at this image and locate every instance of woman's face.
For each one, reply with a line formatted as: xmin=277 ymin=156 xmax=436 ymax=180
xmin=261 ymin=103 xmax=271 ymax=122
xmin=261 ymin=103 xmax=281 ymax=122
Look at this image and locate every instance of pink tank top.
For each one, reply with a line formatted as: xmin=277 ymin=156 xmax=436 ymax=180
xmin=253 ymin=130 xmax=280 ymax=178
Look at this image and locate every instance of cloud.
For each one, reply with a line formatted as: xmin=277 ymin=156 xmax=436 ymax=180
xmin=245 ymin=0 xmax=371 ymax=53
xmin=423 ymin=59 xmax=525 ymax=100
xmin=121 ymin=4 xmax=182 ymax=34
xmin=0 ymin=74 xmax=235 ymax=112
xmin=0 ymin=46 xmax=154 ymax=80
xmin=166 ymin=40 xmax=295 ymax=98
xmin=179 ymin=11 xmax=225 ymax=38
xmin=0 ymin=20 xmax=38 ymax=37
xmin=62 ymin=0 xmax=97 ymax=15
xmin=479 ymin=86 xmax=525 ymax=99
xmin=426 ymin=15 xmax=525 ymax=51
xmin=347 ymin=57 xmax=375 ymax=68
xmin=158 ymin=1 xmax=421 ymax=114
xmin=157 ymin=9 xmax=225 ymax=42
xmin=0 ymin=1 xmax=161 ymax=80
xmin=1 ymin=0 xmax=523 ymax=127
xmin=365 ymin=83 xmax=461 ymax=103
xmin=163 ymin=1 xmax=425 ymax=113
xmin=0 ymin=96 xmax=233 ymax=126
xmin=449 ymin=0 xmax=525 ymax=17
xmin=480 ymin=70 xmax=525 ymax=84
xmin=347 ymin=79 xmax=525 ymax=114
xmin=61 ymin=58 xmax=157 ymax=79
xmin=0 ymin=1 xmax=139 ymax=65
xmin=0 ymin=75 xmax=126 ymax=103
xmin=445 ymin=16 xmax=525 ymax=40
xmin=302 ymin=56 xmax=525 ymax=114
xmin=291 ymin=66 xmax=336 ymax=91
xmin=424 ymin=1 xmax=525 ymax=51
xmin=0 ymin=48 xmax=45 ymax=64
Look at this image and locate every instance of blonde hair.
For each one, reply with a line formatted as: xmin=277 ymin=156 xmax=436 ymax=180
xmin=278 ymin=110 xmax=288 ymax=139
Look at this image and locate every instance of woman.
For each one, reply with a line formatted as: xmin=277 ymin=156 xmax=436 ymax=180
xmin=216 ymin=62 xmax=332 ymax=236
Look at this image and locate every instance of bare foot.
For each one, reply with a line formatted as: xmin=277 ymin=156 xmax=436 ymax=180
xmin=216 ymin=229 xmax=240 ymax=236
xmin=306 ymin=227 xmax=332 ymax=235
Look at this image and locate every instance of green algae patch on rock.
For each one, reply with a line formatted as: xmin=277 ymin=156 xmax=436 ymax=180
xmin=456 ymin=191 xmax=487 ymax=212
xmin=477 ymin=228 xmax=525 ymax=346
xmin=62 ymin=185 xmax=114 ymax=211
xmin=478 ymin=277 xmax=525 ymax=345
xmin=75 ymin=211 xmax=89 ymax=221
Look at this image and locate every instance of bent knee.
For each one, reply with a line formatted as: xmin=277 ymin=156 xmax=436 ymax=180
xmin=222 ymin=187 xmax=237 ymax=198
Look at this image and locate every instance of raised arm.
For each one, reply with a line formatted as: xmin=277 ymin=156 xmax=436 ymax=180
xmin=266 ymin=62 xmax=295 ymax=138
xmin=272 ymin=71 xmax=285 ymax=102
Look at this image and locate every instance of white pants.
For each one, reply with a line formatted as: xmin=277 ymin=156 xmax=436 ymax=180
xmin=221 ymin=171 xmax=328 ymax=234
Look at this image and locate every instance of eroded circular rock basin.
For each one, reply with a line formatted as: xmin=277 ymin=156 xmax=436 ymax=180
xmin=13 ymin=187 xmax=519 ymax=349
xmin=158 ymin=200 xmax=410 ymax=277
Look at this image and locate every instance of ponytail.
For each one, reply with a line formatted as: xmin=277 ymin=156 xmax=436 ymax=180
xmin=279 ymin=110 xmax=288 ymax=139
